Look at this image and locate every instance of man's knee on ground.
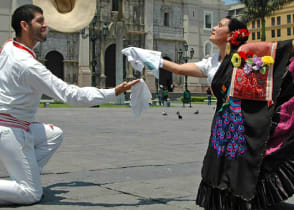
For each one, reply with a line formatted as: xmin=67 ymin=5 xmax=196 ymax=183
xmin=51 ymin=126 xmax=64 ymax=146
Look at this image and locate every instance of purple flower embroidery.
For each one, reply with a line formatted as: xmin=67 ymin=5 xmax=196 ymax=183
xmin=244 ymin=63 xmax=252 ymax=74
xmin=252 ymin=57 xmax=264 ymax=71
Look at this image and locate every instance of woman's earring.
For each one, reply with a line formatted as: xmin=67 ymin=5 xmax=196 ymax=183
xmin=225 ymin=42 xmax=231 ymax=55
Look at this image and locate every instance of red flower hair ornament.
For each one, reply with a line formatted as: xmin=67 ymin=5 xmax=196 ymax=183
xmin=230 ymin=29 xmax=250 ymax=46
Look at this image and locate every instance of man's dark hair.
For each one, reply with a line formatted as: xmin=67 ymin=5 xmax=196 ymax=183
xmin=11 ymin=4 xmax=43 ymax=37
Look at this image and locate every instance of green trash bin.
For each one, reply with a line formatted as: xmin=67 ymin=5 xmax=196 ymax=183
xmin=183 ymin=90 xmax=191 ymax=107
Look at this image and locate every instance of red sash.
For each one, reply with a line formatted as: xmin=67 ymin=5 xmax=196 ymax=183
xmin=0 ymin=113 xmax=30 ymax=131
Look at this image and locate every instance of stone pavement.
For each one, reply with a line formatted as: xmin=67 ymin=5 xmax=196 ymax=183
xmin=0 ymin=104 xmax=293 ymax=210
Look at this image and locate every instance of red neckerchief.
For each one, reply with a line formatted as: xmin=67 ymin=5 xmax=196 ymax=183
xmin=13 ymin=40 xmax=36 ymax=59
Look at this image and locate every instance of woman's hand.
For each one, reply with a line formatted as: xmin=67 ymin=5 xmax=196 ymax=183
xmin=115 ymin=79 xmax=141 ymax=96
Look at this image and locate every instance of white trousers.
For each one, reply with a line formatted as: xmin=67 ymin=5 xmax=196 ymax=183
xmin=0 ymin=123 xmax=63 ymax=205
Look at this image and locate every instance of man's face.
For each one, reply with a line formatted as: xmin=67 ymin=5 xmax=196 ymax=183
xmin=209 ymin=18 xmax=231 ymax=46
xmin=28 ymin=12 xmax=48 ymax=42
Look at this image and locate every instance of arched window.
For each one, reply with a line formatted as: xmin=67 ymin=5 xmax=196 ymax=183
xmin=204 ymin=41 xmax=212 ymax=57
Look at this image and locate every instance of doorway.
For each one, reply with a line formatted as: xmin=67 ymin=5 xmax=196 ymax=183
xmin=105 ymin=44 xmax=116 ymax=87
xmin=45 ymin=51 xmax=64 ymax=80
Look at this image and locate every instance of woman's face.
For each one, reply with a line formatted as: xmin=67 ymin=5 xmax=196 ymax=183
xmin=209 ymin=18 xmax=231 ymax=46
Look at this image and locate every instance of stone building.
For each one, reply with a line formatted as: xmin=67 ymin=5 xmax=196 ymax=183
xmin=0 ymin=0 xmax=227 ymax=101
xmin=179 ymin=0 xmax=227 ymax=93
xmin=227 ymin=2 xmax=244 ymax=18
xmin=0 ymin=0 xmax=15 ymax=44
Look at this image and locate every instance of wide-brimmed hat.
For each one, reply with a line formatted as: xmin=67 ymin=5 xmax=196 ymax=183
xmin=33 ymin=0 xmax=96 ymax=33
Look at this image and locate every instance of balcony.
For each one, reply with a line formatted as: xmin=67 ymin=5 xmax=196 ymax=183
xmin=153 ymin=25 xmax=184 ymax=41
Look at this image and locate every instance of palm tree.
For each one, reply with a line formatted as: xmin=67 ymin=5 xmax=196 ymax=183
xmin=241 ymin=0 xmax=293 ymax=41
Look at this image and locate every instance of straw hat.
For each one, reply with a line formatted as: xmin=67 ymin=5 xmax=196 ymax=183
xmin=33 ymin=0 xmax=97 ymax=33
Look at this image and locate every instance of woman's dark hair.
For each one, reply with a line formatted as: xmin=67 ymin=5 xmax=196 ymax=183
xmin=12 ymin=4 xmax=43 ymax=37
xmin=226 ymin=16 xmax=248 ymax=49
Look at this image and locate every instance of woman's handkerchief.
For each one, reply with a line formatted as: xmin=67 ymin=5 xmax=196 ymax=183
xmin=130 ymin=79 xmax=152 ymax=118
xmin=122 ymin=47 xmax=161 ymax=79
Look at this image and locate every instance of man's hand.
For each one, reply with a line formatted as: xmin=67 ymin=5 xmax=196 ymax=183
xmin=115 ymin=79 xmax=140 ymax=96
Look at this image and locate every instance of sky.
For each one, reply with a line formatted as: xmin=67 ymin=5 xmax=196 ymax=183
xmin=221 ymin=0 xmax=241 ymax=5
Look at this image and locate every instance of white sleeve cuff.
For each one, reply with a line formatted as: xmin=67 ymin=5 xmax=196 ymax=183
xmin=100 ymin=88 xmax=116 ymax=102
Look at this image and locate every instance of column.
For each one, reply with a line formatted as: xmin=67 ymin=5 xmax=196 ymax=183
xmin=144 ymin=0 xmax=156 ymax=93
xmin=99 ymin=40 xmax=106 ymax=87
xmin=115 ymin=22 xmax=124 ymax=104
xmin=126 ymin=62 xmax=134 ymax=81
xmin=77 ymin=31 xmax=91 ymax=87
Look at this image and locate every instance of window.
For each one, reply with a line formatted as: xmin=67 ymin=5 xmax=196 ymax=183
xmin=252 ymin=32 xmax=256 ymax=40
xmin=204 ymin=11 xmax=213 ymax=30
xmin=277 ymin=28 xmax=281 ymax=37
xmin=287 ymin=27 xmax=291 ymax=36
xmin=257 ymin=19 xmax=260 ymax=28
xmin=236 ymin=8 xmax=242 ymax=14
xmin=271 ymin=17 xmax=275 ymax=26
xmin=277 ymin=16 xmax=281 ymax=25
xmin=272 ymin=30 xmax=275 ymax=38
xmin=257 ymin=31 xmax=260 ymax=39
xmin=287 ymin=14 xmax=291 ymax=24
xmin=204 ymin=41 xmax=213 ymax=57
xmin=164 ymin=12 xmax=169 ymax=26
xmin=228 ymin=10 xmax=234 ymax=17
xmin=112 ymin=0 xmax=119 ymax=11
xmin=252 ymin=21 xmax=255 ymax=29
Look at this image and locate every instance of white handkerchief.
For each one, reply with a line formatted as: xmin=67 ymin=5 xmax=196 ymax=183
xmin=130 ymin=79 xmax=152 ymax=118
xmin=121 ymin=47 xmax=161 ymax=79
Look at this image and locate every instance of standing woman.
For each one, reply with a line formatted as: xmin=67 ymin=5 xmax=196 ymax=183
xmin=124 ymin=16 xmax=294 ymax=210
xmin=164 ymin=17 xmax=294 ymax=210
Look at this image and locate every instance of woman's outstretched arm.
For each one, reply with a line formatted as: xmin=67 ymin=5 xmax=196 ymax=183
xmin=162 ymin=59 xmax=207 ymax=78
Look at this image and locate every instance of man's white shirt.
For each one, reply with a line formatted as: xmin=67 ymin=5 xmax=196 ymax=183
xmin=0 ymin=40 xmax=116 ymax=121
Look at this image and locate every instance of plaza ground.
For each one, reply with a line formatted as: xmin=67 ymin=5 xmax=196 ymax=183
xmin=0 ymin=105 xmax=293 ymax=209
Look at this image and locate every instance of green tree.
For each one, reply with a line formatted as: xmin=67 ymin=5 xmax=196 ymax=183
xmin=241 ymin=0 xmax=293 ymax=41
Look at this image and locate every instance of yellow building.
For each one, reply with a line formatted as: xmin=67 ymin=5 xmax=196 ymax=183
xmin=247 ymin=1 xmax=294 ymax=42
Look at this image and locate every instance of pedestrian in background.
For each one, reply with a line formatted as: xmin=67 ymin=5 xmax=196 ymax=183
xmin=163 ymin=87 xmax=168 ymax=102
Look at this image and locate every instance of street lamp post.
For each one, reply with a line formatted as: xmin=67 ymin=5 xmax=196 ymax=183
xmin=178 ymin=43 xmax=194 ymax=107
xmin=90 ymin=15 xmax=97 ymax=87
xmin=178 ymin=43 xmax=194 ymax=91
